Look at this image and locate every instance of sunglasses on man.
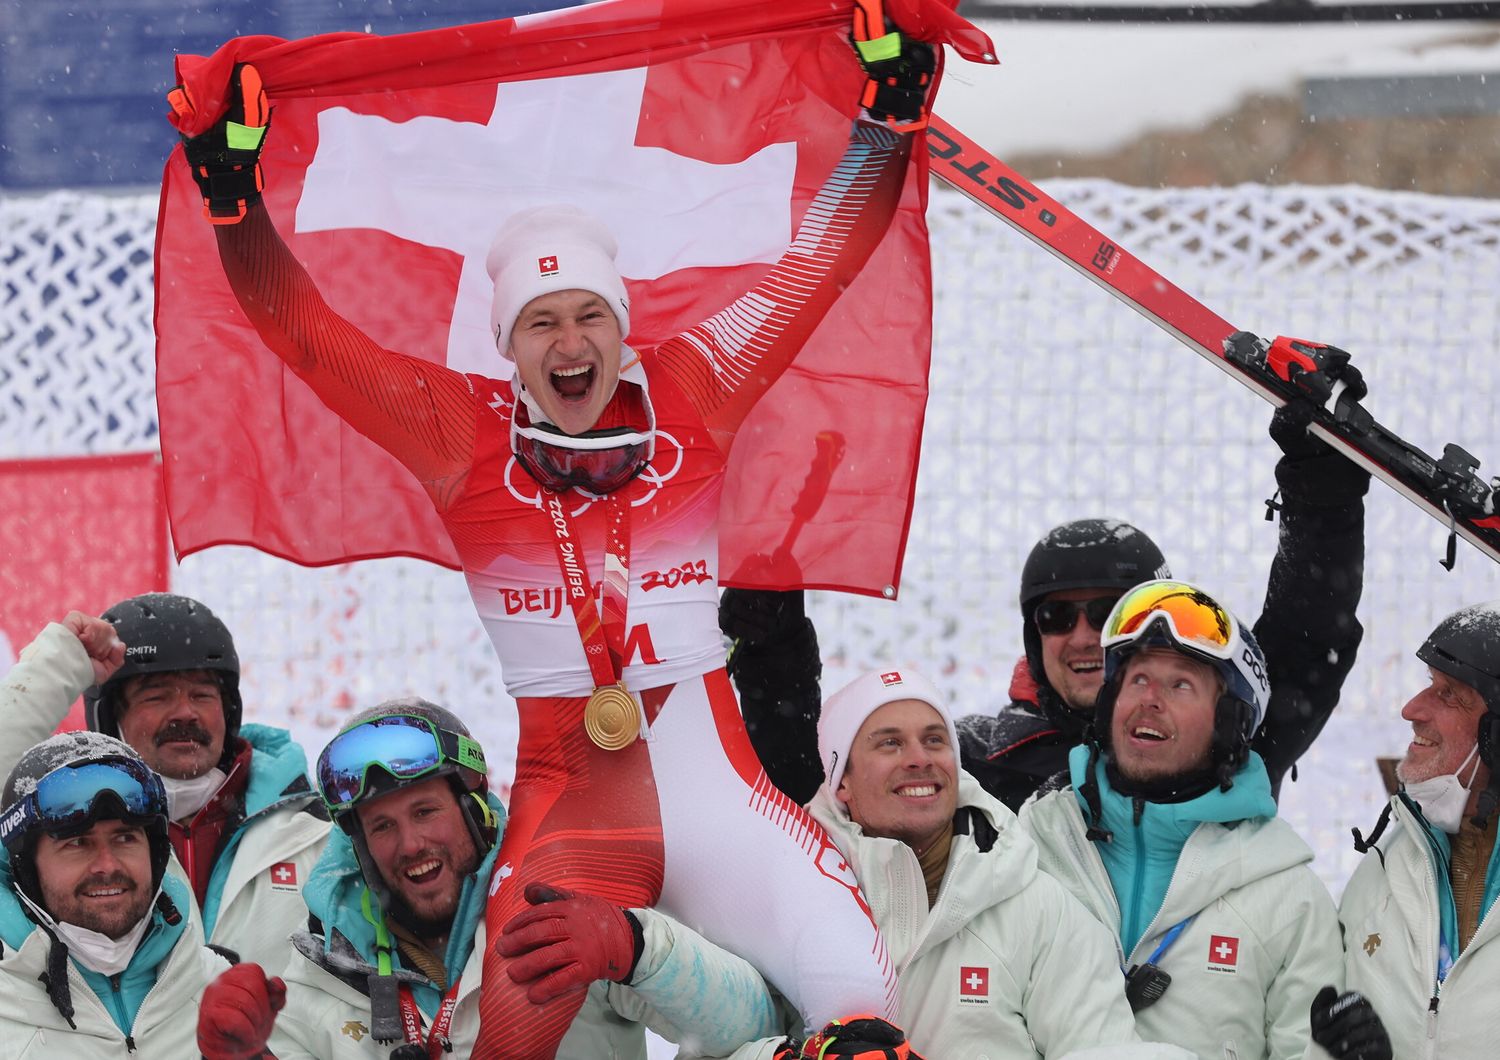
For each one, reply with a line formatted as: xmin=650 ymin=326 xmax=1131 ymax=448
xmin=1033 ymin=596 xmax=1121 ymax=636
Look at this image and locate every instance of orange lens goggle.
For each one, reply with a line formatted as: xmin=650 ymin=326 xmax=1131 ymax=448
xmin=1101 ymin=580 xmax=1235 ymax=659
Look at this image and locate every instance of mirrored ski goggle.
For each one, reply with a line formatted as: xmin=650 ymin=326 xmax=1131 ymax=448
xmin=0 ymin=758 xmax=166 ymax=853
xmin=513 ymin=422 xmax=653 ymax=496
xmin=1101 ymin=580 xmax=1236 ymax=660
xmin=1034 ymin=596 xmax=1120 ymax=636
xmin=317 ymin=715 xmax=487 ymax=814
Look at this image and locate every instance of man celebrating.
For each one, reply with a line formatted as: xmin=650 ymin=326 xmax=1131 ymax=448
xmin=168 ymin=10 xmax=961 ymax=1051
xmin=197 ymin=698 xmax=810 ymax=1059
xmin=1018 ymin=580 xmax=1343 ymax=1059
xmin=961 ymin=404 xmax=1368 ymax=811
xmin=0 ymin=597 xmax=330 ymax=970
xmin=719 ymin=667 xmax=1141 ymax=1058
xmin=1338 ymin=602 xmax=1500 ymax=1057
xmin=0 ymin=733 xmax=228 ymax=1055
xmin=733 ymin=402 xmax=1368 ymax=809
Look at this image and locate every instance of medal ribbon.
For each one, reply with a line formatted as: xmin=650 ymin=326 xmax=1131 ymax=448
xmin=541 ymin=489 xmax=631 ymax=686
xmin=395 ymin=978 xmax=462 ymax=1058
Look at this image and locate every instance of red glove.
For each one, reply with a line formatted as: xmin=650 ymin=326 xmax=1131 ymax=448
xmin=197 ymin=963 xmax=286 ymax=1060
xmin=495 ymin=882 xmax=640 ymax=1004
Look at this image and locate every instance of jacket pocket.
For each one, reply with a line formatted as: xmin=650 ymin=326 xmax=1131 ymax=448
xmin=1221 ymin=1042 xmax=1239 ymax=1060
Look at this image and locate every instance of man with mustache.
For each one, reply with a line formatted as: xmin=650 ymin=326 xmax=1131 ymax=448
xmin=1017 ymin=579 xmax=1352 ymax=1060
xmin=0 ymin=732 xmax=229 ymax=1055
xmin=197 ymin=699 xmax=867 ymax=1059
xmin=0 ymin=595 xmax=330 ymax=971
xmin=1335 ymin=602 xmax=1500 ymax=1058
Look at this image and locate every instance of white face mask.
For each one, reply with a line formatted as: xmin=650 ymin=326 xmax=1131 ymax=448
xmin=162 ymin=767 xmax=227 ymax=823
xmin=1405 ymin=744 xmax=1483 ymax=834
xmin=19 ymin=888 xmax=156 ymax=977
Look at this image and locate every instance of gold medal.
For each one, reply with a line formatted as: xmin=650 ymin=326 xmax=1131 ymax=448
xmin=584 ymin=682 xmax=640 ymax=751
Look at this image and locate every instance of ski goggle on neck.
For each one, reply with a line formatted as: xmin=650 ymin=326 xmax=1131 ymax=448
xmin=316 ymin=715 xmax=487 ymax=815
xmin=513 ymin=421 xmax=653 ymax=496
xmin=1101 ymin=580 xmax=1238 ymax=661
xmin=0 ymin=758 xmax=166 ymax=854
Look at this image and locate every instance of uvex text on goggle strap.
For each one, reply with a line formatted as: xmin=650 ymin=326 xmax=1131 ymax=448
xmin=0 ymin=759 xmax=167 ymax=853
xmin=1102 ymin=581 xmax=1236 ymax=659
xmin=317 ymin=714 xmax=487 ymax=813
xmin=1034 ymin=596 xmax=1120 ymax=636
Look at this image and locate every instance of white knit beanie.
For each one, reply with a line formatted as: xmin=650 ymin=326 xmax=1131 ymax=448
xmin=818 ymin=668 xmax=957 ymax=796
xmin=485 ymin=204 xmax=632 ymax=359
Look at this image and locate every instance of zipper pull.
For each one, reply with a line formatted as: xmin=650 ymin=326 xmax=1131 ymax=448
xmin=1427 ymin=994 xmax=1440 ymax=1039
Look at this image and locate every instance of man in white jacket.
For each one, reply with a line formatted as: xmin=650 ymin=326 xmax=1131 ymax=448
xmin=0 ymin=599 xmax=330 ymax=972
xmin=1338 ymin=602 xmax=1500 ymax=1059
xmin=0 ymin=732 xmax=228 ymax=1057
xmin=1017 ymin=579 xmax=1349 ymax=1060
xmin=712 ymin=666 xmax=1142 ymax=1059
xmin=195 ymin=697 xmax=797 ymax=1059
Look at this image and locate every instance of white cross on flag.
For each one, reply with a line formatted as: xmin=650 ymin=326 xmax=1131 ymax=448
xmin=156 ymin=0 xmax=994 ymax=596
xmin=538 ymin=256 xmax=559 ymax=277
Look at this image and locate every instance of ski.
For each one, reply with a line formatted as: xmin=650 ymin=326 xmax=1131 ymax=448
xmin=924 ymin=114 xmax=1500 ymax=569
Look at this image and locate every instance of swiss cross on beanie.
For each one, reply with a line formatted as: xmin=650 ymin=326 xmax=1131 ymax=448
xmin=818 ymin=668 xmax=957 ymax=796
xmin=486 ymin=204 xmax=632 ymax=358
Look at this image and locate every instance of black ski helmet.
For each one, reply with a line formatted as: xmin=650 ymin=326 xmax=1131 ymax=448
xmin=1417 ymin=602 xmax=1500 ymax=775
xmin=316 ymin=698 xmax=499 ymax=906
xmin=1092 ymin=581 xmax=1270 ymax=791
xmin=1019 ymin=519 xmax=1171 ymax=689
xmin=85 ymin=593 xmax=243 ymax=748
xmin=1 ymin=733 xmax=172 ymax=916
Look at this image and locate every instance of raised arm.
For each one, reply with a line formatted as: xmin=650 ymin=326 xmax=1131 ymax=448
xmin=654 ymin=117 xmax=913 ymax=445
xmin=0 ymin=617 xmax=119 ymax=782
xmin=177 ymin=64 xmax=477 ymax=507
xmin=1251 ymin=400 xmax=1369 ymax=793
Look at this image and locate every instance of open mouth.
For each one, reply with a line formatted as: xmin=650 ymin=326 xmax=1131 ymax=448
xmin=404 ymin=859 xmax=443 ymax=886
xmin=895 ymin=783 xmax=940 ymax=799
xmin=1068 ymin=659 xmax=1103 ymax=675
xmin=82 ymin=886 xmax=128 ymax=899
xmin=550 ymin=364 xmax=594 ymax=401
xmin=1129 ymin=725 xmax=1170 ymax=743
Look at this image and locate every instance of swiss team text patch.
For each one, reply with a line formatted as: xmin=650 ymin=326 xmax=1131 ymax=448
xmin=1206 ymin=934 xmax=1239 ymax=974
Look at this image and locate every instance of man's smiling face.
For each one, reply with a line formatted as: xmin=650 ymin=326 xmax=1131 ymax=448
xmin=508 ymin=288 xmax=623 ymax=436
xmin=35 ymin=819 xmax=155 ymax=938
xmin=836 ymin=698 xmax=957 ymax=853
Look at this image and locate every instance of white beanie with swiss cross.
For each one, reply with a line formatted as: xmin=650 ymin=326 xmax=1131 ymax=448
xmin=486 ymin=204 xmax=632 ymax=359
xmin=818 ymin=668 xmax=956 ymax=797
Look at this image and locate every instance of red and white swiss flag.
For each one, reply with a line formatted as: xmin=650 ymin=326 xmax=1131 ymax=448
xmin=1208 ymin=934 xmax=1240 ymax=967
xmin=156 ymin=0 xmax=994 ymax=596
xmin=268 ymin=861 xmax=299 ymax=891
xmin=959 ymin=965 xmax=989 ymax=997
xmin=880 ymin=672 xmax=904 ymax=686
xmin=538 ymin=255 xmax=559 ymax=277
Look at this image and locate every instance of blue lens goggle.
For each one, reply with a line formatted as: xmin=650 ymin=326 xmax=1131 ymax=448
xmin=0 ymin=758 xmax=166 ymax=854
xmin=316 ymin=715 xmax=487 ymax=815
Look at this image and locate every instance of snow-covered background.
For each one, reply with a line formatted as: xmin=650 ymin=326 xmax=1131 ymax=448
xmin=3 ymin=28 xmax=1500 ymax=1059
xmin=8 ymin=170 xmax=1500 ymax=901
